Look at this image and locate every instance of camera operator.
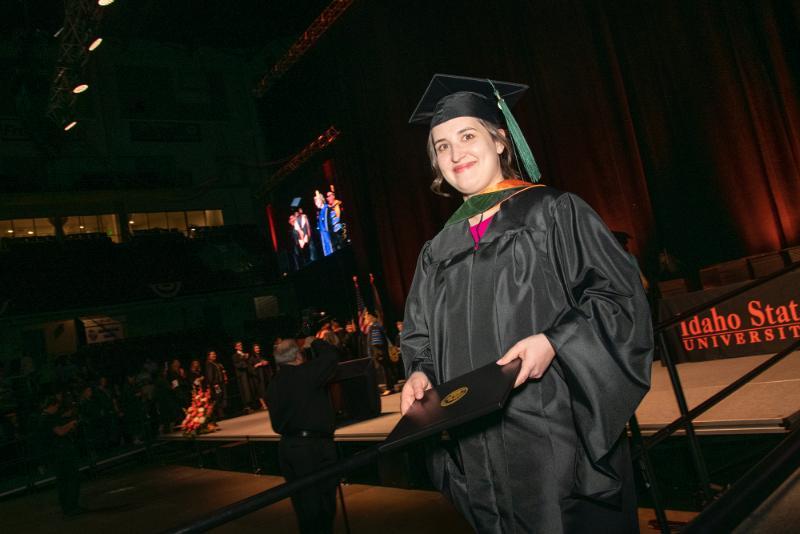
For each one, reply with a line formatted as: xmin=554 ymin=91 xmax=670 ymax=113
xmin=36 ymin=395 xmax=84 ymax=516
xmin=266 ymin=338 xmax=339 ymax=534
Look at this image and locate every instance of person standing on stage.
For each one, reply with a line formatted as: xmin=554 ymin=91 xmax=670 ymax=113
xmin=188 ymin=359 xmax=204 ymax=390
xmin=401 ymin=75 xmax=653 ymax=533
xmin=267 ymin=338 xmax=339 ymax=534
xmin=167 ymin=359 xmax=189 ymax=416
xmin=363 ymin=312 xmax=394 ymax=393
xmin=232 ymin=341 xmax=254 ymax=414
xmin=250 ymin=343 xmax=270 ymax=411
xmin=205 ymin=350 xmax=228 ymax=418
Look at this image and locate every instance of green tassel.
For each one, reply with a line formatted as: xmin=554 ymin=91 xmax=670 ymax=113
xmin=490 ymin=82 xmax=541 ymax=182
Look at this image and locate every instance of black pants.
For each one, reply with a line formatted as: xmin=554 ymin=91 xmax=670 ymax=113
xmin=53 ymin=453 xmax=81 ymax=514
xmin=278 ymin=436 xmax=337 ymax=534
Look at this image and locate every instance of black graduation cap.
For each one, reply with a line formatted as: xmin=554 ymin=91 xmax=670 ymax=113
xmin=408 ymin=74 xmax=528 ymax=127
xmin=408 ymin=74 xmax=541 ymax=182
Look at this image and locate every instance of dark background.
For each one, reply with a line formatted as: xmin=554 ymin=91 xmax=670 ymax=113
xmin=3 ymin=0 xmax=799 ymax=322
xmin=259 ymin=0 xmax=800 ymax=318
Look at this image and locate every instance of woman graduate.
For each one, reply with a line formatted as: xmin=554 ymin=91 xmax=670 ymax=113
xmin=400 ymin=74 xmax=653 ymax=533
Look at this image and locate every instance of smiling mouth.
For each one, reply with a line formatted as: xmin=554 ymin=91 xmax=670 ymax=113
xmin=453 ymin=161 xmax=476 ymax=173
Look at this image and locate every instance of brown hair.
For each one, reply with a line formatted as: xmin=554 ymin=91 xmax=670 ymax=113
xmin=322 ymin=331 xmax=340 ymax=347
xmin=427 ymin=119 xmax=519 ymax=197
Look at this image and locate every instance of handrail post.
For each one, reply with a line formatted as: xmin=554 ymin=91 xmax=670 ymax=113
xmin=337 ymin=482 xmax=351 ymax=534
xmin=629 ymin=415 xmax=670 ymax=534
xmin=657 ymin=332 xmax=715 ymax=504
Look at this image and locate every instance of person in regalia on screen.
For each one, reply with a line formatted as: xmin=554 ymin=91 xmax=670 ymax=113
xmin=288 ymin=213 xmax=302 ymax=270
xmin=325 ymin=188 xmax=345 ymax=250
xmin=400 ymin=74 xmax=653 ymax=533
xmin=295 ymin=207 xmax=316 ymax=262
xmin=314 ymin=190 xmax=334 ymax=256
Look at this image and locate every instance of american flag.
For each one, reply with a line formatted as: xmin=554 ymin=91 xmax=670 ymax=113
xmin=352 ymin=276 xmax=369 ymax=334
xmin=369 ymin=273 xmax=384 ymax=326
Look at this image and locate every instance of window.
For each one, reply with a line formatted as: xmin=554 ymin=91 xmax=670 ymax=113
xmin=62 ymin=216 xmax=80 ymax=236
xmin=33 ymin=218 xmax=55 ymax=236
xmin=1 ymin=214 xmax=120 ymax=241
xmin=15 ymin=218 xmax=34 ymax=236
xmin=167 ymin=211 xmax=186 ymax=232
xmin=99 ymin=214 xmax=120 ymax=242
xmin=0 ymin=219 xmax=13 ymax=236
xmin=147 ymin=212 xmax=168 ymax=230
xmin=80 ymin=215 xmax=100 ymax=234
xmin=128 ymin=210 xmax=223 ymax=235
xmin=205 ymin=209 xmax=223 ymax=227
xmin=186 ymin=210 xmax=206 ymax=229
xmin=128 ymin=213 xmax=144 ymax=232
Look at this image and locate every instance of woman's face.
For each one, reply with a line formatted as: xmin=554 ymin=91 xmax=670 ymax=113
xmin=431 ymin=116 xmax=504 ymax=198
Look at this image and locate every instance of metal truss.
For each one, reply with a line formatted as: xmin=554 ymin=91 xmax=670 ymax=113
xmin=254 ymin=0 xmax=354 ymax=97
xmin=47 ymin=0 xmax=106 ymax=125
xmin=259 ymin=126 xmax=341 ymax=196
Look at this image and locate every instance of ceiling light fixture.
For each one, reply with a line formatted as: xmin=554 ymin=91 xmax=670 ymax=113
xmin=88 ymin=37 xmax=103 ymax=51
xmin=73 ymin=84 xmax=89 ymax=94
xmin=64 ymin=121 xmax=78 ymax=131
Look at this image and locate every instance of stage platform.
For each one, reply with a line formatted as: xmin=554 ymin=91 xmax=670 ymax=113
xmin=164 ymin=351 xmax=800 ymax=443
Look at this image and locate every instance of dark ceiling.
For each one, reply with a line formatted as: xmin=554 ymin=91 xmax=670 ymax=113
xmin=2 ymin=1 xmax=332 ymax=58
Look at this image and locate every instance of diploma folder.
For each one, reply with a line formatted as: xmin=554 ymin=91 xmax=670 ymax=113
xmin=379 ymin=359 xmax=521 ymax=453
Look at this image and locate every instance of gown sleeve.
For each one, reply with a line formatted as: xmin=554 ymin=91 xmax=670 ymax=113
xmin=401 ymin=241 xmax=437 ymax=383
xmin=542 ymin=193 xmax=653 ymax=498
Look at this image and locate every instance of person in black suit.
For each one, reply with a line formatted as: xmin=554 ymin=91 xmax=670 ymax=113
xmin=267 ymin=338 xmax=339 ymax=534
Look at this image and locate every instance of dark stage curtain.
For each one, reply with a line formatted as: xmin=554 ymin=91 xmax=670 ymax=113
xmin=258 ymin=0 xmax=800 ymax=319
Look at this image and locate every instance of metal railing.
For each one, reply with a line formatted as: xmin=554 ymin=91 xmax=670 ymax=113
xmin=682 ymin=425 xmax=800 ymax=533
xmin=167 ymin=261 xmax=800 ymax=533
xmin=631 ymin=260 xmax=800 ymax=533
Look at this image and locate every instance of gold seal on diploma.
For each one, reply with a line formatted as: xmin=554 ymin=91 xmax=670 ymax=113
xmin=440 ymin=386 xmax=469 ymax=407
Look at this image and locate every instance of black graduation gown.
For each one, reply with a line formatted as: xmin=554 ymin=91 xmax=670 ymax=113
xmin=233 ymin=351 xmax=253 ymax=407
xmin=401 ymin=186 xmax=653 ymax=534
